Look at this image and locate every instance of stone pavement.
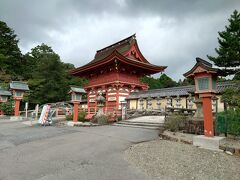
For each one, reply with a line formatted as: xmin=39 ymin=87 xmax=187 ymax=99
xmin=0 ymin=119 xmax=158 ymax=180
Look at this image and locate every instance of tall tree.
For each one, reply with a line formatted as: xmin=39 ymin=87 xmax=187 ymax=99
xmin=141 ymin=76 xmax=161 ymax=89
xmin=158 ymin=73 xmax=177 ymax=88
xmin=26 ymin=44 xmax=69 ymax=104
xmin=207 ymin=10 xmax=240 ymax=76
xmin=0 ymin=21 xmax=23 ymax=80
xmin=25 ymin=44 xmax=87 ymax=105
xmin=178 ymin=78 xmax=194 ymax=86
xmin=141 ymin=73 xmax=177 ymax=89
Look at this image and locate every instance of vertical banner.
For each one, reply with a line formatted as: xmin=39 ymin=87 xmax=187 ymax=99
xmin=38 ymin=105 xmax=51 ymax=125
xmin=25 ymin=102 xmax=28 ymax=118
xmin=35 ymin=104 xmax=39 ymax=121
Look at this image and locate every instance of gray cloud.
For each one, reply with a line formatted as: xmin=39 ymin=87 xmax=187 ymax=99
xmin=0 ymin=0 xmax=239 ymax=80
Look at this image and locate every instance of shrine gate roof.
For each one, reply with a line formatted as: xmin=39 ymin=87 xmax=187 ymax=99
xmin=70 ymin=34 xmax=167 ymax=76
xmin=0 ymin=89 xmax=11 ymax=96
xmin=69 ymin=86 xmax=86 ymax=94
xmin=183 ymin=57 xmax=225 ymax=78
xmin=9 ymin=81 xmax=29 ymax=91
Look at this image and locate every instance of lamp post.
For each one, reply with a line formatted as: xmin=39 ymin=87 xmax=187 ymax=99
xmin=69 ymin=86 xmax=85 ymax=122
xmin=183 ymin=58 xmax=226 ymax=151
xmin=184 ymin=57 xmax=223 ymax=137
xmin=10 ymin=81 xmax=29 ymax=117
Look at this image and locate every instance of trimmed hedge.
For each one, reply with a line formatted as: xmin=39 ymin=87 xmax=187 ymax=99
xmin=216 ymin=109 xmax=240 ymax=136
xmin=65 ymin=111 xmax=87 ymax=122
xmin=165 ymin=114 xmax=187 ymax=132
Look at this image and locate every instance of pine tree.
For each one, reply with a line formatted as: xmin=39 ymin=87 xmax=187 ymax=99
xmin=0 ymin=21 xmax=23 ymax=80
xmin=207 ymin=10 xmax=240 ymax=75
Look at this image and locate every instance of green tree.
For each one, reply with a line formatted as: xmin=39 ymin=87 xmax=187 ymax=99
xmin=0 ymin=97 xmax=14 ymax=115
xmin=26 ymin=44 xmax=69 ymax=104
xmin=141 ymin=76 xmax=161 ymax=89
xmin=221 ymin=86 xmax=240 ymax=109
xmin=0 ymin=21 xmax=23 ymax=80
xmin=178 ymin=78 xmax=194 ymax=86
xmin=158 ymin=73 xmax=177 ymax=88
xmin=141 ymin=74 xmax=177 ymax=89
xmin=207 ymin=10 xmax=240 ymax=76
xmin=25 ymin=44 xmax=87 ymax=105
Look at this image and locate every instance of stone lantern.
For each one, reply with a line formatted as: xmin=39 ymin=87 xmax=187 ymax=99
xmin=121 ymin=100 xmax=127 ymax=120
xmin=187 ymin=94 xmax=194 ymax=109
xmin=184 ymin=58 xmax=223 ymax=137
xmin=96 ymin=92 xmax=105 ymax=116
xmin=166 ymin=96 xmax=172 ymax=108
xmin=156 ymin=96 xmax=162 ymax=110
xmin=184 ymin=57 xmax=225 ymax=150
xmin=69 ymin=86 xmax=86 ymax=122
xmin=147 ymin=96 xmax=153 ymax=110
xmin=212 ymin=96 xmax=218 ymax=113
xmin=175 ymin=95 xmax=182 ymax=108
xmin=10 ymin=81 xmax=29 ymax=117
xmin=139 ymin=97 xmax=144 ymax=110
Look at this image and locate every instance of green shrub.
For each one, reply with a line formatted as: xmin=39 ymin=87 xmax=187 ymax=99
xmin=216 ymin=109 xmax=240 ymax=136
xmin=65 ymin=111 xmax=86 ymax=122
xmin=78 ymin=111 xmax=87 ymax=122
xmin=117 ymin=116 xmax=122 ymax=121
xmin=92 ymin=115 xmax=108 ymax=125
xmin=165 ymin=114 xmax=187 ymax=132
xmin=90 ymin=115 xmax=97 ymax=123
xmin=0 ymin=98 xmax=14 ymax=115
xmin=65 ymin=114 xmax=73 ymax=121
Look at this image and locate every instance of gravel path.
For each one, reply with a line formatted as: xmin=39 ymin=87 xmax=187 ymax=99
xmin=125 ymin=139 xmax=240 ymax=180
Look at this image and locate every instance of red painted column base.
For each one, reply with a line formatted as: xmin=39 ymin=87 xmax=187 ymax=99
xmin=14 ymin=99 xmax=21 ymax=116
xmin=73 ymin=102 xmax=79 ymax=122
xmin=202 ymin=96 xmax=214 ymax=137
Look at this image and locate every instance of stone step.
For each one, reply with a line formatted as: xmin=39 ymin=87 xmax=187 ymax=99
xmin=122 ymin=120 xmax=164 ymax=125
xmin=112 ymin=123 xmax=160 ymax=130
xmin=116 ymin=121 xmax=164 ymax=127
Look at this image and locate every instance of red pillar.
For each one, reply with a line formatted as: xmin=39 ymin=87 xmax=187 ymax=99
xmin=73 ymin=102 xmax=79 ymax=122
xmin=202 ymin=95 xmax=214 ymax=137
xmin=14 ymin=99 xmax=21 ymax=116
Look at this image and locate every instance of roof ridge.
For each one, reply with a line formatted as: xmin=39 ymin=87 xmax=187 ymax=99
xmin=96 ymin=34 xmax=136 ymax=54
xmin=146 ymin=85 xmax=194 ymax=92
xmin=196 ymin=57 xmax=212 ymax=67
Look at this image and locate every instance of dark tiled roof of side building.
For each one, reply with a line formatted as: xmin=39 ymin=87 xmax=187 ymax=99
xmin=126 ymin=81 xmax=238 ymax=99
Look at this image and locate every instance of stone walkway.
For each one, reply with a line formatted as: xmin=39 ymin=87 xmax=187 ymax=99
xmin=0 ymin=119 xmax=159 ymax=180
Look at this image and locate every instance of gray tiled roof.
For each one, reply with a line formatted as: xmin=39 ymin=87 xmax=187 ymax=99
xmin=70 ymin=86 xmax=86 ymax=93
xmin=126 ymin=81 xmax=238 ymax=99
xmin=0 ymin=89 xmax=11 ymax=96
xmin=9 ymin=81 xmax=29 ymax=91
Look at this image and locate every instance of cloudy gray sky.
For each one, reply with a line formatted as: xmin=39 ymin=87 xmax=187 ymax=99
xmin=0 ymin=0 xmax=239 ymax=81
